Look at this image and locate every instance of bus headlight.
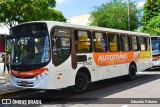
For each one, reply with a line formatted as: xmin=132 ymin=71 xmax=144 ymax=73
xmin=35 ymin=76 xmax=38 ymax=80
xmin=44 ymin=70 xmax=48 ymax=75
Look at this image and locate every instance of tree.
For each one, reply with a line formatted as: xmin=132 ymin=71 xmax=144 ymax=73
xmin=90 ymin=0 xmax=141 ymax=31
xmin=142 ymin=14 xmax=160 ymax=36
xmin=141 ymin=0 xmax=160 ymax=35
xmin=0 ymin=0 xmax=66 ymax=28
xmin=146 ymin=0 xmax=153 ymax=5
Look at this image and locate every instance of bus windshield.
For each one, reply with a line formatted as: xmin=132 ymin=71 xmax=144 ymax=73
xmin=151 ymin=37 xmax=160 ymax=56
xmin=10 ymin=23 xmax=50 ymax=69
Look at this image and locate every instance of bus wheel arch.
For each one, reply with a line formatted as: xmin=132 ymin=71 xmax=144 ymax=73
xmin=127 ymin=62 xmax=137 ymax=80
xmin=71 ymin=67 xmax=91 ymax=93
xmin=77 ymin=67 xmax=91 ymax=82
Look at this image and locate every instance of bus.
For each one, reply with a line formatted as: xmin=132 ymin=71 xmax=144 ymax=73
xmin=151 ymin=36 xmax=160 ymax=66
xmin=9 ymin=21 xmax=152 ymax=92
xmin=0 ymin=34 xmax=5 ymax=52
xmin=0 ymin=34 xmax=5 ymax=63
xmin=0 ymin=34 xmax=10 ymax=61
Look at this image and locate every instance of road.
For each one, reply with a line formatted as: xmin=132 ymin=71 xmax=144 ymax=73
xmin=1 ymin=71 xmax=160 ymax=107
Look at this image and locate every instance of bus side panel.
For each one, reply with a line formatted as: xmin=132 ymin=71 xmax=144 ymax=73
xmin=92 ymin=51 xmax=137 ymax=79
xmin=76 ymin=53 xmax=99 ymax=82
xmin=52 ymin=53 xmax=99 ymax=89
xmin=53 ymin=56 xmax=76 ymax=89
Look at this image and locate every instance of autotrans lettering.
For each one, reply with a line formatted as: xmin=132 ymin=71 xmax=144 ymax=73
xmin=98 ymin=54 xmax=128 ymax=61
xmin=93 ymin=52 xmax=137 ymax=66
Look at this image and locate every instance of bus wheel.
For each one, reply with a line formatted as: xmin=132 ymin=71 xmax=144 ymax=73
xmin=71 ymin=72 xmax=89 ymax=93
xmin=127 ymin=64 xmax=137 ymax=80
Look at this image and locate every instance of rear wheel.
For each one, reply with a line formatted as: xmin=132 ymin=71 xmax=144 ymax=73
xmin=127 ymin=64 xmax=137 ymax=80
xmin=71 ymin=72 xmax=89 ymax=93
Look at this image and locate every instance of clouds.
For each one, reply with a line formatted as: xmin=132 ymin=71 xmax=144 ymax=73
xmin=56 ymin=0 xmax=71 ymax=4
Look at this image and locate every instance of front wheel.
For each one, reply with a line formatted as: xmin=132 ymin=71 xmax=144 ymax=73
xmin=70 ymin=72 xmax=89 ymax=93
xmin=127 ymin=64 xmax=137 ymax=80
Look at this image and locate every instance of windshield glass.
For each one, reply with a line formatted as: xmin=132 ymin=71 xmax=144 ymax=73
xmin=10 ymin=23 xmax=50 ymax=66
xmin=151 ymin=37 xmax=160 ymax=56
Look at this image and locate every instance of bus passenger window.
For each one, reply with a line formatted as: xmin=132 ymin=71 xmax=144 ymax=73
xmin=93 ymin=32 xmax=107 ymax=52
xmin=131 ymin=36 xmax=139 ymax=51
xmin=108 ymin=33 xmax=120 ymax=52
xmin=75 ymin=31 xmax=91 ymax=53
xmin=121 ymin=34 xmax=129 ymax=51
xmin=139 ymin=36 xmax=147 ymax=51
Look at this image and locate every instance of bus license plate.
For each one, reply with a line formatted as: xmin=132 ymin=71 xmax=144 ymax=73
xmin=20 ymin=81 xmax=28 ymax=86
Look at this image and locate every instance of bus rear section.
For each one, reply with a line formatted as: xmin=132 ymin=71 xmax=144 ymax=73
xmin=10 ymin=21 xmax=152 ymax=92
xmin=0 ymin=34 xmax=5 ymax=58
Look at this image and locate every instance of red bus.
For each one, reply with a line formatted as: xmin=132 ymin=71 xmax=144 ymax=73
xmin=0 ymin=34 xmax=5 ymax=53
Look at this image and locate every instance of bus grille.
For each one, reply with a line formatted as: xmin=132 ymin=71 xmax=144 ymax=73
xmin=17 ymin=81 xmax=34 ymax=87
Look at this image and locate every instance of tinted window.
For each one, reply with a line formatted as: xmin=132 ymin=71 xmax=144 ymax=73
xmin=108 ymin=33 xmax=120 ymax=52
xmin=75 ymin=30 xmax=91 ymax=53
xmin=52 ymin=28 xmax=71 ymax=66
xmin=131 ymin=36 xmax=139 ymax=51
xmin=121 ymin=34 xmax=130 ymax=51
xmin=93 ymin=32 xmax=108 ymax=52
xmin=139 ymin=36 xmax=146 ymax=51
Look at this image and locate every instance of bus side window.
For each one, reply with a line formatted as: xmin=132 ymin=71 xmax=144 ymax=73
xmin=75 ymin=30 xmax=92 ymax=53
xmin=139 ymin=36 xmax=147 ymax=51
xmin=131 ymin=36 xmax=139 ymax=51
xmin=108 ymin=33 xmax=120 ymax=52
xmin=120 ymin=34 xmax=130 ymax=51
xmin=93 ymin=32 xmax=108 ymax=52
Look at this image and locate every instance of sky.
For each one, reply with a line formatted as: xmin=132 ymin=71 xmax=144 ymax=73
xmin=55 ymin=0 xmax=146 ymax=19
xmin=0 ymin=25 xmax=9 ymax=34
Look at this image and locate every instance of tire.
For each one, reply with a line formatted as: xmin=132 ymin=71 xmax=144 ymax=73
xmin=70 ymin=72 xmax=89 ymax=93
xmin=127 ymin=64 xmax=137 ymax=80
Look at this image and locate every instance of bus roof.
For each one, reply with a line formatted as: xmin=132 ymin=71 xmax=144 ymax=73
xmin=11 ymin=21 xmax=150 ymax=36
xmin=151 ymin=36 xmax=160 ymax=37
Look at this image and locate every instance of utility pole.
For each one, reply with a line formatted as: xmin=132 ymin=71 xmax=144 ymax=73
xmin=128 ymin=0 xmax=130 ymax=31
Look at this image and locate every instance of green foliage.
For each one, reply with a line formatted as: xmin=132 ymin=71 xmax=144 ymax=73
xmin=0 ymin=0 xmax=66 ymax=28
xmin=90 ymin=0 xmax=141 ymax=31
xmin=142 ymin=14 xmax=160 ymax=36
xmin=142 ymin=0 xmax=160 ymax=26
xmin=141 ymin=0 xmax=160 ymax=36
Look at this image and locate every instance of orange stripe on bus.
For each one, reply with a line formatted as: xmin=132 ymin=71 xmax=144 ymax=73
xmin=152 ymin=56 xmax=160 ymax=61
xmin=93 ymin=52 xmax=140 ymax=66
xmin=11 ymin=68 xmax=48 ymax=78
